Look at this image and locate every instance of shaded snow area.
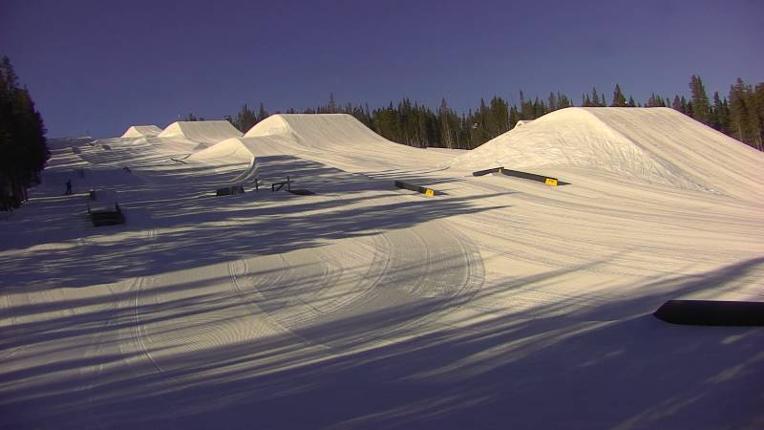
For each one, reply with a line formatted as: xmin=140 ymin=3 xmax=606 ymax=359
xmin=1 ymin=110 xmax=763 ymax=429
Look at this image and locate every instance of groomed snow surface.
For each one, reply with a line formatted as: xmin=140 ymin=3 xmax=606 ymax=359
xmin=1 ymin=109 xmax=763 ymax=429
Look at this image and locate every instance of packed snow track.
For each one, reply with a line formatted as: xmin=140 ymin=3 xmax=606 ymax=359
xmin=1 ymin=110 xmax=763 ymax=429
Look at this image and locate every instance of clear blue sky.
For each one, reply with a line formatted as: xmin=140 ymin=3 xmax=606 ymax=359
xmin=1 ymin=0 xmax=762 ymax=137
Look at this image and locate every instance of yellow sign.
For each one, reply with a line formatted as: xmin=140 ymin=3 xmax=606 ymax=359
xmin=545 ymin=178 xmax=558 ymax=187
xmin=425 ymin=188 xmax=435 ymax=197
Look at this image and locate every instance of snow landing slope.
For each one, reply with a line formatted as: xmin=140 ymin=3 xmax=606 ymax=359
xmin=188 ymin=137 xmax=254 ymax=164
xmin=158 ymin=120 xmax=242 ymax=144
xmin=452 ymin=107 xmax=764 ymax=200
xmin=121 ymin=125 xmax=162 ymax=138
xmin=190 ymin=114 xmax=453 ymax=173
xmin=241 ymin=113 xmax=453 ymax=171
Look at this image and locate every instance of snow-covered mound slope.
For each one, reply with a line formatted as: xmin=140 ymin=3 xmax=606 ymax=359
xmin=245 ymin=114 xmax=391 ymax=146
xmin=4 ymin=108 xmax=764 ymax=429
xmin=241 ymin=113 xmax=453 ymax=171
xmin=453 ymin=107 xmax=764 ymax=199
xmin=188 ymin=137 xmax=254 ymax=164
xmin=121 ymin=125 xmax=162 ymax=138
xmin=158 ymin=120 xmax=242 ymax=144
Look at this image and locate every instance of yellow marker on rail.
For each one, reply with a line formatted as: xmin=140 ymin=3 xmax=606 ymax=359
xmin=425 ymin=188 xmax=435 ymax=197
xmin=545 ymin=178 xmax=558 ymax=187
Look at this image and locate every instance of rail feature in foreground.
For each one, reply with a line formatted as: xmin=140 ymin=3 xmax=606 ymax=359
xmin=270 ymin=177 xmax=313 ymax=195
xmin=394 ymin=180 xmax=437 ymax=197
xmin=272 ymin=176 xmax=291 ymax=192
xmin=654 ymin=299 xmax=764 ymax=326
xmin=216 ymin=185 xmax=245 ymax=196
xmin=472 ymin=166 xmax=566 ymax=186
xmin=87 ymin=190 xmax=125 ymax=226
xmin=288 ymin=189 xmax=315 ymax=196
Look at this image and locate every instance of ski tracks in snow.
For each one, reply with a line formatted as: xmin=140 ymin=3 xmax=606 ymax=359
xmin=227 ymin=219 xmax=484 ymax=352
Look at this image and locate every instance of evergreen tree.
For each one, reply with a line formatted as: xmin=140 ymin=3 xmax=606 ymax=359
xmin=646 ymin=93 xmax=666 ymax=107
xmin=729 ymin=78 xmax=763 ymax=150
xmin=548 ymin=92 xmax=558 ymax=111
xmin=508 ymin=105 xmax=521 ymax=129
xmin=257 ymin=103 xmax=268 ymax=122
xmin=519 ymin=91 xmax=533 ymax=119
xmin=689 ymin=74 xmax=711 ymax=124
xmin=532 ymin=97 xmax=546 ymax=118
xmin=488 ymin=96 xmax=510 ymax=137
xmin=438 ymin=98 xmax=455 ymax=148
xmin=710 ymin=91 xmax=729 ymax=132
xmin=755 ymin=83 xmax=764 ymax=146
xmin=328 ymin=93 xmax=337 ymax=114
xmin=0 ymin=56 xmax=48 ymax=209
xmin=611 ymin=84 xmax=627 ymax=107
xmin=233 ymin=103 xmax=257 ymax=132
xmin=671 ymin=95 xmax=684 ymax=113
xmin=591 ymin=87 xmax=603 ymax=107
xmin=557 ymin=92 xmax=572 ymax=109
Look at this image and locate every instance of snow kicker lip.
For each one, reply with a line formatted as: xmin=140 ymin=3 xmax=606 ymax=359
xmin=654 ymin=299 xmax=764 ymax=326
xmin=158 ymin=120 xmax=242 ymax=144
xmin=122 ymin=125 xmax=162 ymax=138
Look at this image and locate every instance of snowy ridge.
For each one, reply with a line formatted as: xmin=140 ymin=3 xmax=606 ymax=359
xmin=246 ymin=114 xmax=393 ymax=146
xmin=188 ymin=137 xmax=254 ymax=164
xmin=452 ymin=107 xmax=764 ymax=199
xmin=158 ymin=120 xmax=242 ymax=144
xmin=121 ymin=125 xmax=162 ymax=138
xmin=239 ymin=113 xmax=453 ymax=171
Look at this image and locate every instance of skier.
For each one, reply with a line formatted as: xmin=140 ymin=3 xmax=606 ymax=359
xmin=65 ymin=179 xmax=72 ymax=195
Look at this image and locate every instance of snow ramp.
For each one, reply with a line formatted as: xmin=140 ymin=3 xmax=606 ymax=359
xmin=452 ymin=107 xmax=764 ymax=199
xmin=188 ymin=137 xmax=259 ymax=184
xmin=188 ymin=137 xmax=253 ymax=164
xmin=245 ymin=114 xmax=392 ymax=146
xmin=121 ymin=125 xmax=162 ymax=138
xmin=158 ymin=120 xmax=242 ymax=144
xmin=243 ymin=114 xmax=453 ymax=171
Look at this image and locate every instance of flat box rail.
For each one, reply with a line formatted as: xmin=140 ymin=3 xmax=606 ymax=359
xmin=654 ymin=299 xmax=764 ymax=326
xmin=216 ymin=185 xmax=244 ymax=196
xmin=472 ymin=167 xmax=503 ymax=177
xmin=473 ymin=166 xmax=562 ymax=186
xmin=394 ymin=180 xmax=436 ymax=197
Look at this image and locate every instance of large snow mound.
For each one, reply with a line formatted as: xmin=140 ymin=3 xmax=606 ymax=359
xmin=452 ymin=107 xmax=764 ymax=198
xmin=244 ymin=113 xmax=405 ymax=148
xmin=240 ymin=113 xmax=454 ymax=171
xmin=121 ymin=125 xmax=162 ymax=138
xmin=188 ymin=137 xmax=254 ymax=164
xmin=158 ymin=120 xmax=242 ymax=144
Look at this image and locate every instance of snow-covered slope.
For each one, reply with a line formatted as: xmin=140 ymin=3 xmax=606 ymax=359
xmin=453 ymin=107 xmax=764 ymax=199
xmin=121 ymin=125 xmax=162 ymax=138
xmin=238 ymin=113 xmax=453 ymax=172
xmin=158 ymin=120 xmax=242 ymax=144
xmin=245 ymin=113 xmax=391 ymax=145
xmin=188 ymin=137 xmax=253 ymax=164
xmin=2 ymin=109 xmax=763 ymax=429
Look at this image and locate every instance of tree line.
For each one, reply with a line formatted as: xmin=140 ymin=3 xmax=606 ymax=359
xmin=224 ymin=76 xmax=764 ymax=152
xmin=0 ymin=56 xmax=48 ymax=210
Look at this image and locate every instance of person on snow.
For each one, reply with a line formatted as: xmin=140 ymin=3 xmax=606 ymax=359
xmin=65 ymin=179 xmax=72 ymax=195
